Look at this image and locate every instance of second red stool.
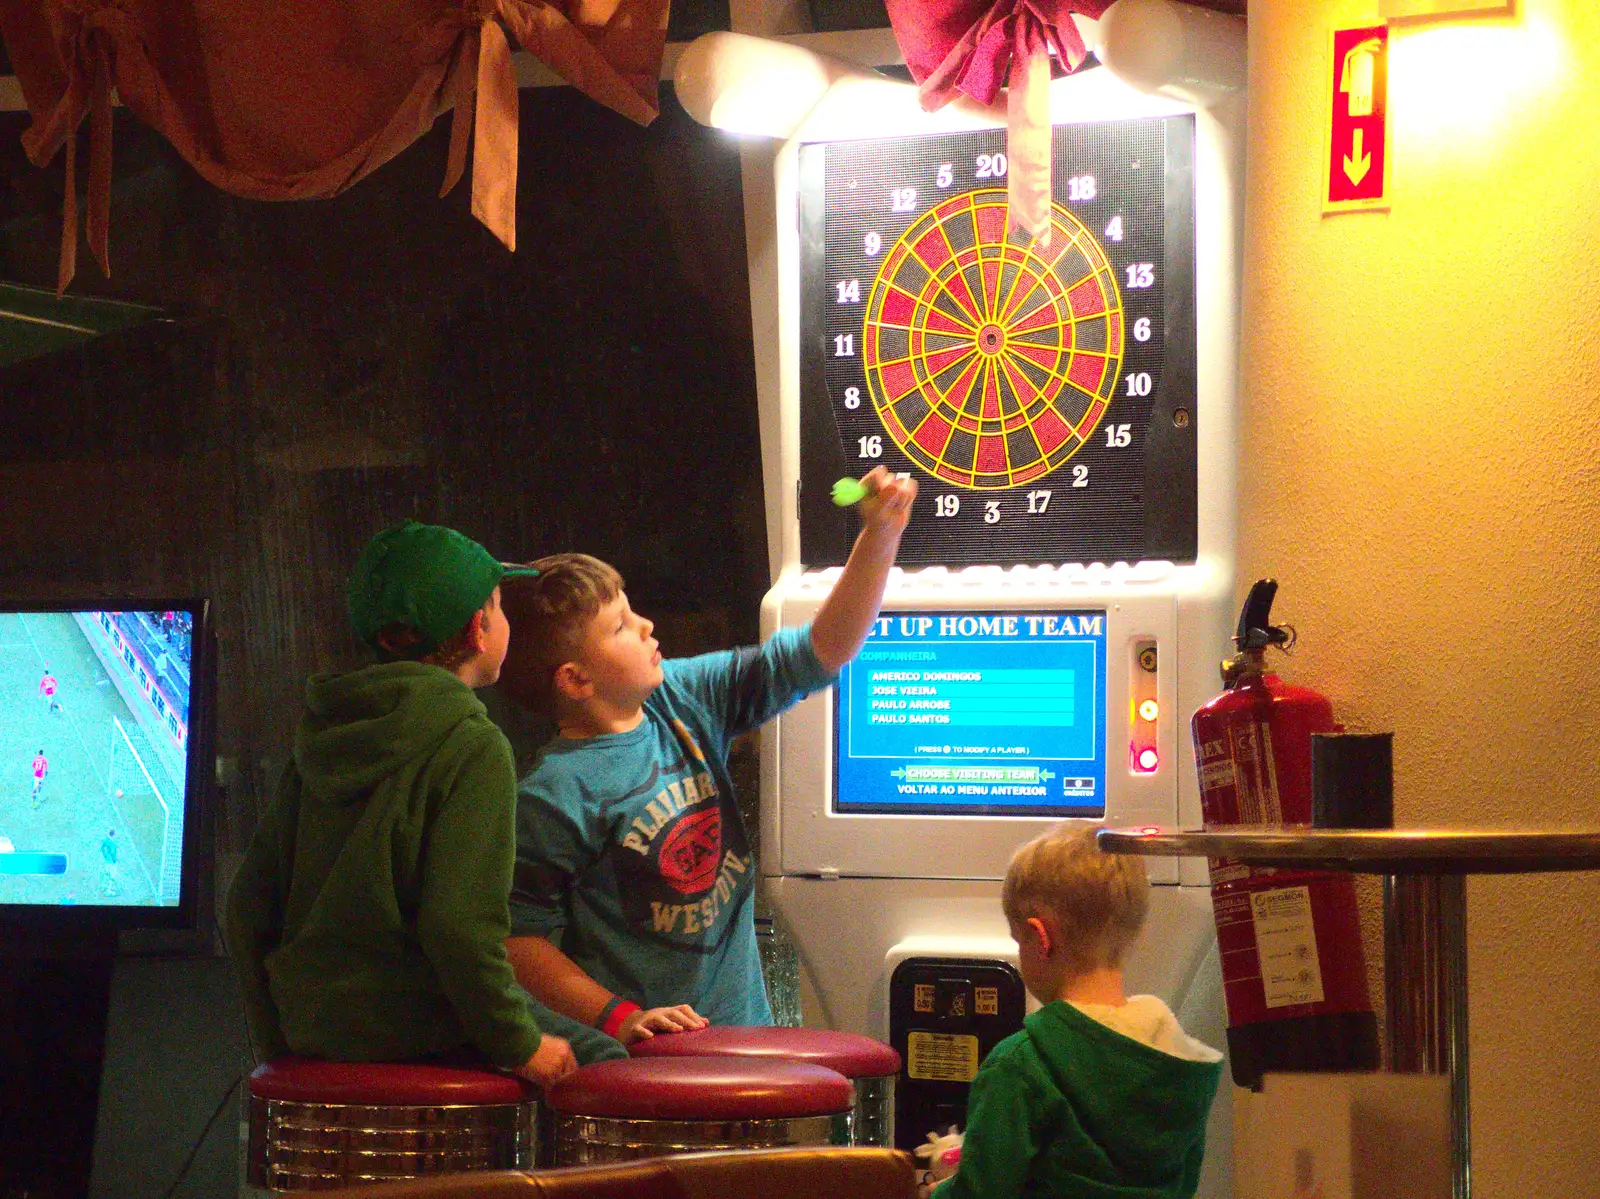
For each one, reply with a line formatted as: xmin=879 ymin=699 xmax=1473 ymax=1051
xmin=627 ymin=1025 xmax=902 ymax=1146
xmin=545 ymin=1056 xmax=855 ymax=1166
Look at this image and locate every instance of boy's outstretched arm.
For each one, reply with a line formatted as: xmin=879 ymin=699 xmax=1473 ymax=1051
xmin=810 ymin=466 xmax=918 ymax=674
xmin=506 ymin=934 xmax=708 ymax=1043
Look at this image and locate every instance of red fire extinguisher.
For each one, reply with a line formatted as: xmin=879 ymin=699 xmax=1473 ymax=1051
xmin=1191 ymin=579 xmax=1379 ymax=1089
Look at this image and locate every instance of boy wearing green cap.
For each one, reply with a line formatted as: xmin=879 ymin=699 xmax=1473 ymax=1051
xmin=224 ymin=520 xmax=577 ymax=1086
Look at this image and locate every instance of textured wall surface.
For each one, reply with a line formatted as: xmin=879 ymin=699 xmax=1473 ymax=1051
xmin=0 ymin=85 xmax=765 ymax=1198
xmin=1242 ymin=3 xmax=1600 ymax=1194
xmin=0 ymin=88 xmax=766 ymax=855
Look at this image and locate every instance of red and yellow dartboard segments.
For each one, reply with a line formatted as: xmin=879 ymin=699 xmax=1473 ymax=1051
xmin=861 ymin=190 xmax=1124 ymax=490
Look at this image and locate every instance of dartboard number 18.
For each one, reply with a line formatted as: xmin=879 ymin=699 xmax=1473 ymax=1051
xmin=798 ymin=116 xmax=1197 ymax=569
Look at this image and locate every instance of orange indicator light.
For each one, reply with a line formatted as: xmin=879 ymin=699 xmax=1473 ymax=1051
xmin=1137 ymin=748 xmax=1160 ymax=772
xmin=1138 ymin=699 xmax=1160 ymax=722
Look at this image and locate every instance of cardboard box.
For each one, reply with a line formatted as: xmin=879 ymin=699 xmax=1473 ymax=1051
xmin=1234 ymin=1073 xmax=1451 ymax=1199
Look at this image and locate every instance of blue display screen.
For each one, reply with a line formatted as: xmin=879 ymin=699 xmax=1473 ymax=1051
xmin=0 ymin=608 xmax=196 ymax=910
xmin=835 ymin=610 xmax=1108 ymax=817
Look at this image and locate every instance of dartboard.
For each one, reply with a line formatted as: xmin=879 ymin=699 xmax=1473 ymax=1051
xmin=861 ymin=191 xmax=1123 ymax=490
xmin=799 ymin=116 xmax=1197 ymax=568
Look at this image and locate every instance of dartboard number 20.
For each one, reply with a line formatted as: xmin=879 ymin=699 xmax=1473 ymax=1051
xmin=799 ymin=116 xmax=1197 ymax=568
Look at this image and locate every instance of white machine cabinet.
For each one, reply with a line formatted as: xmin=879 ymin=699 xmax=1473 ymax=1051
xmin=676 ymin=4 xmax=1246 ymax=1194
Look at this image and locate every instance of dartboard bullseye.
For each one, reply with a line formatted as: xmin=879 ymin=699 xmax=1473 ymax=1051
xmin=861 ymin=191 xmax=1124 ymax=491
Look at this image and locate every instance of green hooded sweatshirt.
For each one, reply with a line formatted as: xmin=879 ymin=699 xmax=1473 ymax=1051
xmin=224 ymin=662 xmax=542 ymax=1070
xmin=939 ymin=999 xmax=1223 ymax=1199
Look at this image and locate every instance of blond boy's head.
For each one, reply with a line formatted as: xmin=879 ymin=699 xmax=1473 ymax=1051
xmin=497 ymin=553 xmax=624 ymax=716
xmin=1002 ymin=825 xmax=1149 ymax=977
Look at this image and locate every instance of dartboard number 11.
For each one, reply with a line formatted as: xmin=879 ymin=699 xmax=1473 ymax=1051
xmin=799 ymin=116 xmax=1198 ymax=568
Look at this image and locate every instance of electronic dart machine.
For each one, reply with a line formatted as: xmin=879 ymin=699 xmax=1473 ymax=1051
xmin=678 ymin=3 xmax=1244 ymax=1191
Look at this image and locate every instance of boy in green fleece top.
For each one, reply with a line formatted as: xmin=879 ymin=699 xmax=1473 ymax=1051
xmin=934 ymin=825 xmax=1224 ymax=1199
xmin=224 ymin=521 xmax=577 ymax=1087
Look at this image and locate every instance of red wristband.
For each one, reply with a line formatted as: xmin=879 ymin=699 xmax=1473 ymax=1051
xmin=599 ymin=999 xmax=641 ymax=1039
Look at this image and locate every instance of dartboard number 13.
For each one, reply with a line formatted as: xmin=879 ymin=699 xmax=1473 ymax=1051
xmin=799 ymin=116 xmax=1197 ymax=568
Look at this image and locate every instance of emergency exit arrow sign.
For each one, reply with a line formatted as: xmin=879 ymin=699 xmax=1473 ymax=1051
xmin=1343 ymin=128 xmax=1371 ymax=185
xmin=1325 ymin=25 xmax=1390 ymax=213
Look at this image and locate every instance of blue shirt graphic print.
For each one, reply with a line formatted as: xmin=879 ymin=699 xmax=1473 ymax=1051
xmin=510 ymin=625 xmax=834 ymax=1025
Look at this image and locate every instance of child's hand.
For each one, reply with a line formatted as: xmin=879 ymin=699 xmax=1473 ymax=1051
xmin=855 ymin=466 xmax=918 ymax=537
xmin=618 ymin=1003 xmax=710 ymax=1043
xmin=518 ymin=1034 xmax=579 ymax=1090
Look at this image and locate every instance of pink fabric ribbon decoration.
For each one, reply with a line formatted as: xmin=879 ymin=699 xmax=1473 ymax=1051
xmin=885 ymin=0 xmax=1112 ymax=245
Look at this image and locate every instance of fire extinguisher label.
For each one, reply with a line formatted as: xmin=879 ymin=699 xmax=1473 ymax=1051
xmin=1230 ymin=722 xmax=1283 ymax=823
xmin=1199 ymin=757 xmax=1236 ymax=790
xmin=1250 ymin=886 xmax=1326 ymax=1008
xmin=1207 ymin=858 xmax=1252 ymax=884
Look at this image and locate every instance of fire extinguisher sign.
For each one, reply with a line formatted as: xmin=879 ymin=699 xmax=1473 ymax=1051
xmin=1324 ymin=24 xmax=1390 ymax=213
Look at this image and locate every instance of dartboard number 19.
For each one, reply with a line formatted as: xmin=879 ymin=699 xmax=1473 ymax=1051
xmin=798 ymin=116 xmax=1197 ymax=569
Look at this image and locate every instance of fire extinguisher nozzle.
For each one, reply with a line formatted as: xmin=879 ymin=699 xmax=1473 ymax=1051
xmin=1235 ymin=578 xmax=1292 ymax=652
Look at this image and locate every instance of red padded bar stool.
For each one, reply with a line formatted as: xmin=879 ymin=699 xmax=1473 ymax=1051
xmin=628 ymin=1026 xmax=903 ymax=1147
xmin=545 ymin=1057 xmax=855 ymax=1166
xmin=246 ymin=1059 xmax=538 ymax=1192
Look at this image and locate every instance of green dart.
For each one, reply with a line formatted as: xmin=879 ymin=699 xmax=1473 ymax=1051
xmin=831 ymin=477 xmax=870 ymax=507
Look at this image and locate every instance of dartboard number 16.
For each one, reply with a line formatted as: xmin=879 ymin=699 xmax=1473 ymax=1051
xmin=800 ymin=116 xmax=1198 ymax=568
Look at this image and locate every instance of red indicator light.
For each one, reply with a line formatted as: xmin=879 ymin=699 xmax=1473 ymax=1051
xmin=1138 ymin=699 xmax=1160 ymax=722
xmin=1139 ymin=826 xmax=1161 ymax=835
xmin=1137 ymin=748 xmax=1160 ymax=772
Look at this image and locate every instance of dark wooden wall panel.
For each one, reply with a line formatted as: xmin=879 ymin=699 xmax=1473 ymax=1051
xmin=0 ymin=88 xmax=766 ymax=854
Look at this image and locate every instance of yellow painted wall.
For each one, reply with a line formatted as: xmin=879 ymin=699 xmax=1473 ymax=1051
xmin=1243 ymin=2 xmax=1600 ymax=1193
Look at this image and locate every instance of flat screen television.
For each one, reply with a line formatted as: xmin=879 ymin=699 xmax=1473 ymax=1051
xmin=0 ymin=599 xmax=214 ymax=929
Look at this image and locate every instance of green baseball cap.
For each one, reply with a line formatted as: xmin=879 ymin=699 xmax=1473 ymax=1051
xmin=347 ymin=520 xmax=539 ymax=655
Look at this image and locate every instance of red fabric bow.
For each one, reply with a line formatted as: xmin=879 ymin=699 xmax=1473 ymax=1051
xmin=0 ymin=0 xmax=668 ymax=292
xmin=14 ymin=1 xmax=123 ymax=294
xmin=885 ymin=0 xmax=1112 ymax=243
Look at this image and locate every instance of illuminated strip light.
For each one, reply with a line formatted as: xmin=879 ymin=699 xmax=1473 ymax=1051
xmin=0 ymin=308 xmax=97 ymax=334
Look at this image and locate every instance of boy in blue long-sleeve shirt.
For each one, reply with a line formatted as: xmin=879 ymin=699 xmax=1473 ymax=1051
xmin=496 ymin=468 xmax=916 ymax=1047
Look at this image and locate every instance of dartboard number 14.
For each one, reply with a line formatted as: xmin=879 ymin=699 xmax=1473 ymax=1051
xmin=800 ymin=116 xmax=1197 ymax=568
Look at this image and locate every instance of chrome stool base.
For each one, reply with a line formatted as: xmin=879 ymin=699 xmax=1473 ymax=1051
xmin=552 ymin=1111 xmax=849 ymax=1166
xmin=247 ymin=1094 xmax=535 ymax=1192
